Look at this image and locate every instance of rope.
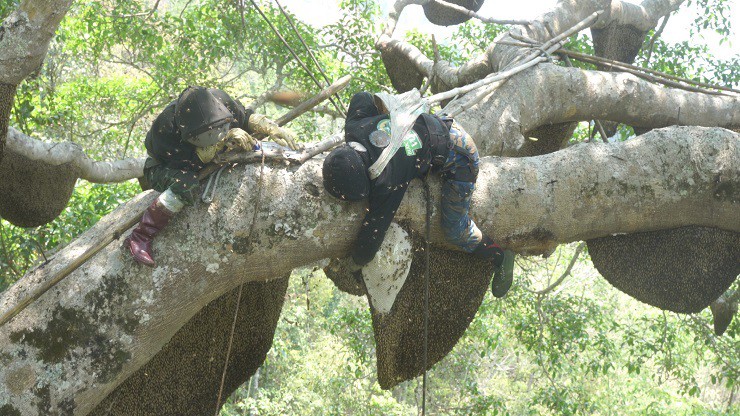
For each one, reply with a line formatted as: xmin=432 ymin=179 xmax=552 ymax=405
xmin=214 ymin=284 xmax=244 ymax=416
xmin=214 ymin=148 xmax=267 ymax=415
xmin=421 ymin=178 xmax=432 ymax=416
xmin=202 ymin=164 xmax=229 ymax=204
xmin=273 ymin=0 xmax=346 ymax=113
xmin=247 ymin=0 xmax=346 ymax=117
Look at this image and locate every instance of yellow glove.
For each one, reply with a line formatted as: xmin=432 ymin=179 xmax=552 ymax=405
xmin=248 ymin=113 xmax=299 ymax=150
xmin=222 ymin=128 xmax=258 ymax=152
xmin=198 ymin=128 xmax=257 ymax=164
xmin=196 ymin=144 xmax=220 ymax=163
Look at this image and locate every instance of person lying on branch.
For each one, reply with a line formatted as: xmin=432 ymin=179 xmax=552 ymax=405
xmin=322 ymin=91 xmax=515 ymax=298
xmin=124 ymin=86 xmax=298 ymax=267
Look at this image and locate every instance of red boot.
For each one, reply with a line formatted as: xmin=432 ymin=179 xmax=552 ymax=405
xmin=123 ymin=199 xmax=175 ymax=267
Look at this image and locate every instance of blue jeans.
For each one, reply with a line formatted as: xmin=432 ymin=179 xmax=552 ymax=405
xmin=439 ymin=122 xmax=483 ymax=252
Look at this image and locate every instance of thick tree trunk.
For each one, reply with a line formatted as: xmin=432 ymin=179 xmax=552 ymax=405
xmin=0 ymin=126 xmax=737 ymax=415
xmin=0 ymin=0 xmax=75 ymax=161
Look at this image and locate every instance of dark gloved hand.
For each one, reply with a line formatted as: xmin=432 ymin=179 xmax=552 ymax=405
xmin=324 ymin=257 xmax=365 ymax=296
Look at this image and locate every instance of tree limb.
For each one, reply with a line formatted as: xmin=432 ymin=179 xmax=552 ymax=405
xmin=0 ymin=126 xmax=736 ymax=414
xmin=447 ymin=64 xmax=740 ymax=156
xmin=0 ymin=0 xmax=75 ymax=85
xmin=6 ymin=127 xmax=145 ymax=183
xmin=377 ymin=0 xmax=686 ymax=93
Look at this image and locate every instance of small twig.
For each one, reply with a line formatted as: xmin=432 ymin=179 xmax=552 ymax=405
xmin=274 ymin=0 xmax=346 ymax=115
xmin=558 ymin=49 xmax=739 ymax=95
xmin=431 ymin=34 xmax=441 ymax=63
xmin=108 ymin=0 xmax=161 ymax=18
xmin=595 ymin=120 xmax=609 ymax=143
xmin=495 ymin=40 xmax=540 ymax=49
xmin=529 ymin=242 xmax=586 ymax=296
xmin=247 ymin=0 xmax=346 ymax=116
xmin=429 ymin=56 xmax=546 ymax=104
xmin=178 ymin=0 xmax=195 ymax=19
xmin=275 ymin=75 xmax=351 ymax=126
xmin=644 ymin=14 xmax=670 ymax=65
xmin=238 ymin=0 xmax=248 ymax=36
xmin=419 ymin=77 xmax=431 ymax=95
xmin=509 ymin=33 xmax=539 ymax=46
xmin=33 ymin=237 xmax=48 ymax=263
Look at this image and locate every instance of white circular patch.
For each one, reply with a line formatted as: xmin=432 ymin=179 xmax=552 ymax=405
xmin=369 ymin=130 xmax=391 ymax=148
xmin=361 ymin=223 xmax=413 ymax=315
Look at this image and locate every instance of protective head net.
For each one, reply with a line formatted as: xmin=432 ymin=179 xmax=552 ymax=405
xmin=175 ymin=86 xmax=234 ymax=145
xmin=322 ymin=144 xmax=370 ymax=201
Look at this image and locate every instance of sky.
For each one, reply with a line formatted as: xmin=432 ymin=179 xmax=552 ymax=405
xmin=277 ymin=0 xmax=739 ymax=60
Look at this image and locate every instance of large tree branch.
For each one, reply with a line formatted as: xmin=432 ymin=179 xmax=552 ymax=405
xmin=6 ymin=127 xmax=145 ymax=182
xmin=0 ymin=0 xmax=75 ymax=162
xmin=378 ymin=0 xmax=685 ymax=91
xmin=0 ymin=0 xmax=74 ymax=84
xmin=446 ymin=64 xmax=740 ymax=156
xmin=0 ymin=126 xmax=737 ymax=414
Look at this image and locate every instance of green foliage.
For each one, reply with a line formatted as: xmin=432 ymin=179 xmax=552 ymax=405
xmin=0 ymin=0 xmax=18 ymax=20
xmin=0 ymin=181 xmax=138 ymax=292
xmin=452 ymin=20 xmax=508 ymax=57
xmin=321 ymin=0 xmax=391 ymax=94
xmin=687 ymin=0 xmax=734 ymax=39
xmin=219 ymin=245 xmax=739 ymax=415
xmin=405 ymin=29 xmax=466 ymax=67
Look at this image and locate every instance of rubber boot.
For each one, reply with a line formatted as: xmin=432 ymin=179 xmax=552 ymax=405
xmin=472 ymin=236 xmax=515 ymax=298
xmin=123 ymin=199 xmax=175 ymax=267
xmin=491 ymin=250 xmax=515 ymax=298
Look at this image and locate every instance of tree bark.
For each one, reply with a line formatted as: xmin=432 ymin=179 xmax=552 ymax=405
xmin=0 ymin=0 xmax=74 ymax=85
xmin=378 ymin=0 xmax=684 ymax=91
xmin=6 ymin=127 xmax=146 ymax=183
xmin=447 ymin=64 xmax=740 ymax=156
xmin=0 ymin=125 xmax=737 ymax=415
xmin=0 ymin=0 xmax=75 ymax=161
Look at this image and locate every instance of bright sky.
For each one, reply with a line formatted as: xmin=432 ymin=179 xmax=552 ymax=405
xmin=278 ymin=0 xmax=739 ymax=60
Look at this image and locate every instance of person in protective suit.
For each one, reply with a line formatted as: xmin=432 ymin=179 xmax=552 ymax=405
xmin=124 ymin=85 xmax=298 ymax=267
xmin=322 ymin=92 xmax=515 ymax=298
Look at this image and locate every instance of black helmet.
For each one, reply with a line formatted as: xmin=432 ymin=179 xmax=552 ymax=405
xmin=175 ymin=86 xmax=234 ymax=146
xmin=323 ymin=144 xmax=370 ymax=201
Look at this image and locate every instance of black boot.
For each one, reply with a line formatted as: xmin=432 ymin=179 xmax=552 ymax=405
xmin=492 ymin=250 xmax=515 ymax=298
xmin=473 ymin=236 xmax=515 ymax=298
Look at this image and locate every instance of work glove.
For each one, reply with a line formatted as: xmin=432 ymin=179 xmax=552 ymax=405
xmin=324 ymin=257 xmax=366 ymax=296
xmin=248 ymin=113 xmax=299 ymax=150
xmin=223 ymin=127 xmax=258 ymax=152
xmin=206 ymin=128 xmax=258 ymax=164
